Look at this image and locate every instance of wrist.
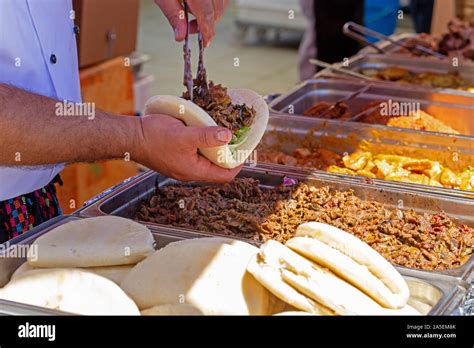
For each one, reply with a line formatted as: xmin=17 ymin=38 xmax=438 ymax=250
xmin=125 ymin=115 xmax=146 ymax=163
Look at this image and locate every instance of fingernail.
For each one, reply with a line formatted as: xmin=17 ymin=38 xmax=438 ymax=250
xmin=174 ymin=27 xmax=181 ymax=40
xmin=216 ymin=129 xmax=231 ymax=143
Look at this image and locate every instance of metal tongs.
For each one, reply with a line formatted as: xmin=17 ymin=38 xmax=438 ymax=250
xmin=309 ymin=58 xmax=374 ymax=81
xmin=343 ymin=22 xmax=446 ymax=60
xmin=316 ymin=84 xmax=372 ymax=119
xmin=183 ymin=0 xmax=208 ymax=101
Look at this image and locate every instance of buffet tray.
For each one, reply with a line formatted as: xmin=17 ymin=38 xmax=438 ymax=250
xmin=78 ymin=168 xmax=474 ymax=280
xmin=366 ymin=33 xmax=474 ymax=66
xmin=269 ymin=79 xmax=474 ymax=136
xmin=0 ymin=214 xmax=470 ymax=316
xmin=316 ymin=54 xmax=474 ymax=97
xmin=257 ymin=113 xmax=474 ymax=199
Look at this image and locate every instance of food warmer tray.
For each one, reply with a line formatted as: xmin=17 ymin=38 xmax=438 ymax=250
xmin=315 ymin=54 xmax=474 ymax=97
xmin=364 ymin=33 xmax=474 ymax=66
xmin=268 ymin=79 xmax=474 ymax=136
xmin=77 ymin=168 xmax=474 ymax=281
xmin=0 ymin=215 xmax=471 ymax=316
xmin=256 ymin=113 xmax=474 ymax=199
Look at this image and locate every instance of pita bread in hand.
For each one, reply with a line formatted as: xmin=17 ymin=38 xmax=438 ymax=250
xmin=144 ymin=88 xmax=269 ymax=169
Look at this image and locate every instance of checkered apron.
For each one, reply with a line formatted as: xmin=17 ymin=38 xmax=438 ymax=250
xmin=0 ymin=175 xmax=62 ymax=243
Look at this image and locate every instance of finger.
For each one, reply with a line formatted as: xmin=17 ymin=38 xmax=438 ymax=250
xmin=190 ymin=157 xmax=242 ymax=183
xmin=154 ymin=0 xmax=186 ymax=41
xmin=188 ymin=0 xmax=215 ymax=47
xmin=182 ymin=126 xmax=232 ymax=148
xmin=212 ymin=0 xmax=224 ymax=21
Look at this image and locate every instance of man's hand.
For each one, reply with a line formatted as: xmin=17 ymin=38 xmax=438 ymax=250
xmin=134 ymin=114 xmax=241 ymax=183
xmin=154 ymin=0 xmax=228 ymax=47
xmin=0 ymin=83 xmax=240 ymax=184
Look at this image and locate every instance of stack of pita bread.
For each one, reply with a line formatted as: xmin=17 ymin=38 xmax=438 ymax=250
xmin=247 ymin=222 xmax=421 ymax=315
xmin=0 ymin=216 xmax=155 ymax=315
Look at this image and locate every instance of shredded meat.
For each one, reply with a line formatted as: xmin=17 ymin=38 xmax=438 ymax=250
xmin=183 ymin=81 xmax=255 ymax=142
xmin=136 ymin=178 xmax=474 ymax=271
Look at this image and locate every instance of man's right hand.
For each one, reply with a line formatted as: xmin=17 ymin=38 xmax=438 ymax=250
xmin=133 ymin=114 xmax=241 ymax=183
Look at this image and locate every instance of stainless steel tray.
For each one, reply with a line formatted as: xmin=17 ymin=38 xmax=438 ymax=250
xmin=269 ymin=79 xmax=474 ymax=136
xmin=78 ymin=168 xmax=474 ymax=280
xmin=257 ymin=113 xmax=474 ymax=199
xmin=320 ymin=54 xmax=474 ymax=97
xmin=0 ymin=213 xmax=470 ymax=316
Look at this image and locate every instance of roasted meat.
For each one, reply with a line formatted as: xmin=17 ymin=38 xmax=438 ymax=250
xmin=303 ymin=101 xmax=352 ymax=119
xmin=360 ymin=67 xmax=471 ymax=90
xmin=399 ymin=18 xmax=474 ymax=62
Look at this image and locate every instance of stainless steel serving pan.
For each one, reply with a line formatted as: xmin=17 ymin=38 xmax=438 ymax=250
xmin=257 ymin=113 xmax=474 ymax=199
xmin=0 ymin=214 xmax=470 ymax=316
xmin=317 ymin=54 xmax=474 ymax=97
xmin=78 ymin=168 xmax=474 ymax=280
xmin=269 ymin=79 xmax=474 ymax=136
xmin=365 ymin=33 xmax=474 ymax=66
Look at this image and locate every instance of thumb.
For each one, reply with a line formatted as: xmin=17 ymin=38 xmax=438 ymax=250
xmin=155 ymin=0 xmax=186 ymax=41
xmin=183 ymin=126 xmax=232 ymax=148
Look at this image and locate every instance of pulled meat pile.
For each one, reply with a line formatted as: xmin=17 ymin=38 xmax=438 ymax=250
xmin=136 ymin=178 xmax=474 ymax=271
xmin=183 ymin=81 xmax=256 ymax=144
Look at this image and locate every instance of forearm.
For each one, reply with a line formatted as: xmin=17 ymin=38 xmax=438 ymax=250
xmin=0 ymin=83 xmax=140 ymax=166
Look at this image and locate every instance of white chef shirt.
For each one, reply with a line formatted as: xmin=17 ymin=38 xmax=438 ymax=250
xmin=0 ymin=0 xmax=81 ymax=201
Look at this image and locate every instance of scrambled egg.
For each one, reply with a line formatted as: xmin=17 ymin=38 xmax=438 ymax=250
xmin=328 ymin=152 xmax=474 ymax=191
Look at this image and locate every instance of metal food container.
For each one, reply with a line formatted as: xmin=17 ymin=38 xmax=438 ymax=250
xmin=365 ymin=33 xmax=474 ymax=66
xmin=78 ymin=168 xmax=474 ymax=280
xmin=257 ymin=113 xmax=474 ymax=198
xmin=0 ymin=213 xmax=470 ymax=316
xmin=269 ymin=79 xmax=474 ymax=136
xmin=316 ymin=54 xmax=474 ymax=97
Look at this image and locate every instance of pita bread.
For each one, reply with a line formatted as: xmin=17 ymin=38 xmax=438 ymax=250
xmin=287 ymin=236 xmax=406 ymax=309
xmin=144 ymin=88 xmax=269 ymax=169
xmin=10 ymin=262 xmax=35 ymax=280
xmin=12 ymin=262 xmax=134 ymax=285
xmin=28 ymin=216 xmax=155 ymax=268
xmin=120 ymin=238 xmax=273 ymax=315
xmin=247 ymin=254 xmax=335 ymax=315
xmin=273 ymin=311 xmax=319 ymax=316
xmin=141 ymin=304 xmax=204 ymax=316
xmin=295 ymin=222 xmax=409 ymax=308
xmin=380 ymin=304 xmax=421 ymax=316
xmin=250 ymin=240 xmax=395 ymax=315
xmin=0 ymin=268 xmax=139 ymax=315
